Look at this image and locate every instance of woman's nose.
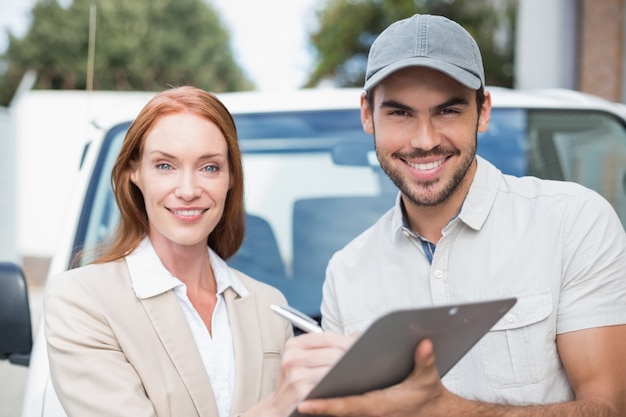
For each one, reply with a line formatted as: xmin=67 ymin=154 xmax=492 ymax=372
xmin=174 ymin=171 xmax=201 ymax=201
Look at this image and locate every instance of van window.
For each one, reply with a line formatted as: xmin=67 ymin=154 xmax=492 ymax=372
xmin=71 ymin=107 xmax=626 ymax=317
xmin=527 ymin=110 xmax=626 ymax=225
xmin=72 ymin=109 xmax=386 ymax=316
xmin=479 ymin=108 xmax=626 ymax=226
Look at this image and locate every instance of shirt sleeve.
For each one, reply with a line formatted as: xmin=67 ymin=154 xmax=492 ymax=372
xmin=557 ymin=189 xmax=626 ymax=334
xmin=320 ymin=259 xmax=345 ymax=334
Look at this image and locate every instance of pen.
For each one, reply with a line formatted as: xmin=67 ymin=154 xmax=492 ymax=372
xmin=270 ymin=304 xmax=323 ymax=333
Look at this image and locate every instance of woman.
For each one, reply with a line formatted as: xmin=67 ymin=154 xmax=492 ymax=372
xmin=44 ymin=86 xmax=344 ymax=417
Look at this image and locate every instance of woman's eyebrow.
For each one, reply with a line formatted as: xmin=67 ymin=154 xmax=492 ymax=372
xmin=149 ymin=150 xmax=177 ymax=159
xmin=149 ymin=150 xmax=225 ymax=160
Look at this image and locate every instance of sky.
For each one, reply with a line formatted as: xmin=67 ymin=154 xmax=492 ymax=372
xmin=0 ymin=0 xmax=320 ymax=91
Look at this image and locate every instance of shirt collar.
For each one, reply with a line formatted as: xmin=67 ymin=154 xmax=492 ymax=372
xmin=126 ymin=238 xmax=249 ymax=300
xmin=459 ymin=156 xmax=502 ymax=231
xmin=389 ymin=156 xmax=501 ymax=240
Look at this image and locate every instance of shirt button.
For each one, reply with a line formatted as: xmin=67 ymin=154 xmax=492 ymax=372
xmin=506 ymin=313 xmax=516 ymax=323
xmin=434 ymin=270 xmax=443 ymax=279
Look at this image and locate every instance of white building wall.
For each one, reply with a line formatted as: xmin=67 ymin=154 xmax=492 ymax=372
xmin=515 ymin=0 xmax=578 ymax=90
xmin=0 ymin=106 xmax=18 ymax=262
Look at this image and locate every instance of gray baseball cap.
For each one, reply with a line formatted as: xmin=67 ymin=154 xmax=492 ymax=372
xmin=364 ymin=14 xmax=485 ymax=91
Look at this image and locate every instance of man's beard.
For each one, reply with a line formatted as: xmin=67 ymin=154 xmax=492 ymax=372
xmin=375 ymin=138 xmax=477 ymax=207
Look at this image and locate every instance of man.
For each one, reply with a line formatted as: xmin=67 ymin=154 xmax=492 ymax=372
xmin=298 ymin=14 xmax=626 ymax=416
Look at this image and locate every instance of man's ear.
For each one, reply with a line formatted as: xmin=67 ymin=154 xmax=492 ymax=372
xmin=360 ymin=92 xmax=374 ymax=135
xmin=478 ymin=90 xmax=492 ymax=133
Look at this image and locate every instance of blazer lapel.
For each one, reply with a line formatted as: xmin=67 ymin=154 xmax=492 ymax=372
xmin=141 ymin=292 xmax=220 ymax=417
xmin=225 ymin=287 xmax=264 ymax=415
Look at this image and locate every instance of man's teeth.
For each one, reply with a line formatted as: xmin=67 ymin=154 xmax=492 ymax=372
xmin=173 ymin=209 xmax=203 ymax=217
xmin=408 ymin=159 xmax=444 ymax=171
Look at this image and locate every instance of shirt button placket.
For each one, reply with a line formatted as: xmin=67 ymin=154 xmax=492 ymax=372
xmin=430 ymin=267 xmax=447 ymax=304
xmin=430 ymin=236 xmax=450 ymax=304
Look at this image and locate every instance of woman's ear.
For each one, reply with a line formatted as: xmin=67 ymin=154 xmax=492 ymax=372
xmin=129 ymin=161 xmax=140 ymax=187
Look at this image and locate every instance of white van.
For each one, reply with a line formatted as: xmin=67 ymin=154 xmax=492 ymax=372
xmin=2 ymin=87 xmax=626 ymax=416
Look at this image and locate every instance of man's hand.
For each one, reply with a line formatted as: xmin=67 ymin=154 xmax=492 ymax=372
xmin=297 ymin=338 xmax=460 ymax=417
xmin=296 ymin=325 xmax=626 ymax=417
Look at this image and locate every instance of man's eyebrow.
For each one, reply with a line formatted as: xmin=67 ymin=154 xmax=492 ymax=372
xmin=379 ymin=97 xmax=470 ymax=113
xmin=433 ymin=97 xmax=469 ymax=113
xmin=379 ymin=100 xmax=414 ymax=112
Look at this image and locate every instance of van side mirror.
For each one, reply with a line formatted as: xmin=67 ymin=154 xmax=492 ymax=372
xmin=0 ymin=262 xmax=33 ymax=366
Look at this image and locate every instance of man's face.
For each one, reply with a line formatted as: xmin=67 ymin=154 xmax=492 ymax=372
xmin=361 ymin=66 xmax=491 ymax=208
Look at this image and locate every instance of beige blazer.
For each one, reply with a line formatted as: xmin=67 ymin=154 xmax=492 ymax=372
xmin=44 ymin=259 xmax=293 ymax=417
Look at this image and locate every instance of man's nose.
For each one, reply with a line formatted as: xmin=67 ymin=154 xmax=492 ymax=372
xmin=409 ymin=118 xmax=440 ymax=151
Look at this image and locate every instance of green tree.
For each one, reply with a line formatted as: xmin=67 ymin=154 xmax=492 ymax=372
xmin=0 ymin=0 xmax=253 ymax=105
xmin=305 ymin=0 xmax=517 ymax=88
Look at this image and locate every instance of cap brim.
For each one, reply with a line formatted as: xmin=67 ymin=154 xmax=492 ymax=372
xmin=364 ymin=57 xmax=482 ymax=91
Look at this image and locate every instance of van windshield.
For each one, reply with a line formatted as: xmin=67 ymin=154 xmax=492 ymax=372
xmin=71 ymin=107 xmax=626 ymax=317
xmin=74 ymin=109 xmax=390 ymax=316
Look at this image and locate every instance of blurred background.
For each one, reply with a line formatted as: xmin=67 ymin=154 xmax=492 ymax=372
xmin=1 ymin=0 xmax=626 ymax=415
xmin=4 ymin=0 xmax=626 ymax=277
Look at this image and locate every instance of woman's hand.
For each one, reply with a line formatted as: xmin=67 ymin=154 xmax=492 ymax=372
xmin=247 ymin=331 xmax=359 ymax=417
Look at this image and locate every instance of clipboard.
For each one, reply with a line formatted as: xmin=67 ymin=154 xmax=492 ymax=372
xmin=290 ymin=297 xmax=517 ymax=417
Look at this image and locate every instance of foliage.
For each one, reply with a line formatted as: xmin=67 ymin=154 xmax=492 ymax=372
xmin=305 ymin=0 xmax=517 ymax=88
xmin=0 ymin=0 xmax=252 ymax=106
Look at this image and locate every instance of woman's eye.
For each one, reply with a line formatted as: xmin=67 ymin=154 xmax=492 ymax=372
xmin=156 ymin=163 xmax=172 ymax=170
xmin=203 ymin=165 xmax=218 ymax=173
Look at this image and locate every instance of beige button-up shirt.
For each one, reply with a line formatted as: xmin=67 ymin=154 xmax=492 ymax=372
xmin=322 ymin=156 xmax=626 ymax=405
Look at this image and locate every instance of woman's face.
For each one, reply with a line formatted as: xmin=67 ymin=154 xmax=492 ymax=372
xmin=130 ymin=111 xmax=231 ymax=251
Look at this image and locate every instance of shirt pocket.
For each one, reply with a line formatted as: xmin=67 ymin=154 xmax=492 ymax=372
xmin=259 ymin=348 xmax=283 ymax=397
xmin=342 ymin=313 xmax=380 ymax=335
xmin=478 ymin=289 xmax=557 ymax=388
